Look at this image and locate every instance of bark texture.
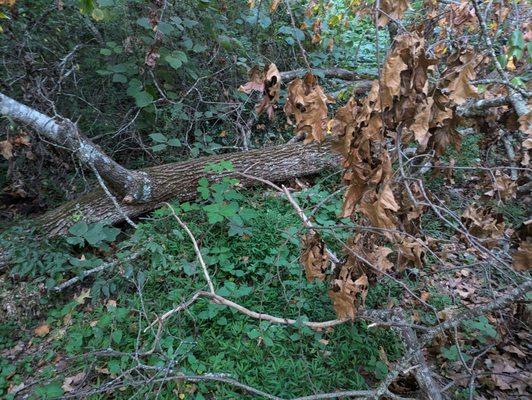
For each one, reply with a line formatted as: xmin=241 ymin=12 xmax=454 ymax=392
xmin=36 ymin=140 xmax=339 ymax=236
xmin=280 ymin=67 xmax=376 ymax=82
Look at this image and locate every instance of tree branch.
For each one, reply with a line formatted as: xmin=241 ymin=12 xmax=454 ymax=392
xmin=0 ymin=92 xmax=152 ymax=202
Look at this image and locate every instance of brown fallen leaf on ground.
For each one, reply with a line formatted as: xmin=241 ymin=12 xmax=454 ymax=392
xmin=300 ymin=232 xmax=329 ymax=282
xmin=34 ymin=324 xmax=50 ymax=337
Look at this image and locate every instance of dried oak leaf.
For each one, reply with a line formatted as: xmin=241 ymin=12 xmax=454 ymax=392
xmin=34 ymin=324 xmax=50 ymax=337
xmin=328 ymin=273 xmax=368 ymax=319
xmin=0 ymin=140 xmax=13 ymax=160
xmin=397 ymin=237 xmax=424 ymax=268
xmin=284 ymin=73 xmax=333 ymax=143
xmin=62 ymin=372 xmax=86 ymax=393
xmin=444 ymin=51 xmax=479 ymax=105
xmin=462 ymin=205 xmax=505 ymax=246
xmin=239 ymin=64 xmax=281 ymax=119
xmin=238 ymin=66 xmax=264 ymax=93
xmin=366 ymin=246 xmax=394 ymax=273
xmin=269 ymin=0 xmax=280 ymax=13
xmin=378 ymin=0 xmax=410 ymax=27
xmin=300 ymin=232 xmax=329 ymax=282
xmin=512 ymin=240 xmax=532 ymax=271
xmin=409 ymin=97 xmax=434 ymax=149
xmin=484 ymin=171 xmax=517 ymax=200
xmin=257 ymin=63 xmax=281 ymax=118
xmin=380 ymin=51 xmax=408 ymax=109
xmin=359 ymin=183 xmax=399 ymax=229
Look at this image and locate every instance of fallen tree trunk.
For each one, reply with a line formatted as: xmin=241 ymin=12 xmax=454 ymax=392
xmin=36 ymin=139 xmax=339 ymax=237
xmin=280 ymin=67 xmax=377 ymax=81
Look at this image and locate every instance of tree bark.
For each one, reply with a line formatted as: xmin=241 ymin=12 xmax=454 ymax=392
xmin=0 ymin=92 xmax=152 ymax=202
xmin=35 ymin=139 xmax=339 ymax=237
xmin=280 ymin=67 xmax=376 ymax=82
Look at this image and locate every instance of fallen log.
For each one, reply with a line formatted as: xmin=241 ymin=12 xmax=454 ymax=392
xmin=279 ymin=67 xmax=377 ymax=82
xmin=35 ymin=139 xmax=339 ymax=237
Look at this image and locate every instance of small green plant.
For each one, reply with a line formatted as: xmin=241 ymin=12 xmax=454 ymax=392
xmin=66 ymin=221 xmax=120 ymax=250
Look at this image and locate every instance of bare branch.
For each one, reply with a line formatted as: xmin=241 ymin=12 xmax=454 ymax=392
xmin=0 ymin=92 xmax=152 ymax=202
xmin=163 ymin=202 xmax=215 ymax=294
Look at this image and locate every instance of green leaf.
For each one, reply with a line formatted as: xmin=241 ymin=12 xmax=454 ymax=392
xmin=192 ymin=44 xmax=207 ymax=53
xmin=167 ymin=138 xmax=182 ymax=147
xmin=79 ymin=0 xmax=96 ymax=14
xmin=218 ymin=35 xmax=233 ymax=49
xmin=157 ymin=22 xmax=174 ymax=35
xmin=509 ymin=29 xmax=525 ymax=50
xmin=102 ymin=226 xmax=120 ymax=242
xmin=259 ymin=16 xmax=271 ymax=29
xmin=198 ymin=177 xmax=209 ymax=187
xmin=108 ymin=359 xmax=121 ymax=374
xmin=84 ymin=225 xmax=104 ymax=246
xmin=133 ymin=91 xmax=153 ymax=108
xmin=151 ymin=143 xmax=167 ymax=152
xmin=69 ymin=222 xmax=88 ymax=237
xmin=112 ymin=73 xmax=127 ymax=83
xmin=127 ymin=78 xmax=142 ymax=93
xmin=174 ymin=51 xmax=188 ymax=62
xmin=165 ymin=56 xmax=182 ymax=70
xmin=247 ymin=329 xmax=261 ymax=339
xmin=91 ymin=8 xmax=105 ymax=21
xmin=112 ymin=329 xmax=123 ymax=344
xmin=149 ymin=133 xmax=168 ymax=143
xmin=100 ymin=48 xmax=112 ymax=56
xmin=182 ymin=37 xmax=193 ymax=49
xmin=66 ymin=236 xmax=85 ymax=246
xmin=36 ymin=382 xmax=64 ymax=398
xmin=206 ymin=212 xmax=224 ymax=224
xmin=136 ymin=17 xmax=151 ymax=29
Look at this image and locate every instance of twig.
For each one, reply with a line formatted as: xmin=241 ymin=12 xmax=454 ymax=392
xmin=163 ymin=202 xmax=215 ymax=293
xmin=53 ymin=252 xmax=141 ymax=291
xmin=147 ymin=288 xmax=398 ymax=332
xmin=283 ymin=0 xmax=312 ymax=71
xmin=471 ymin=78 xmax=531 ymax=98
xmin=91 ymin=164 xmax=138 ymax=229
xmin=370 ymin=280 xmax=532 ymax=399
xmin=470 ymin=0 xmax=529 ymax=118
xmin=281 ymin=185 xmax=340 ymax=264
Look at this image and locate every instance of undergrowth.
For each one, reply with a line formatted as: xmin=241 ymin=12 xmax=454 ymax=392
xmin=1 ymin=170 xmax=410 ymax=399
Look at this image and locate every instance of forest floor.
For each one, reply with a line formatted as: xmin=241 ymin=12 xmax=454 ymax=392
xmin=1 ymin=136 xmax=530 ymax=399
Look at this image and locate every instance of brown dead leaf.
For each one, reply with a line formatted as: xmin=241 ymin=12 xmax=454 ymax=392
xmin=484 ymin=172 xmax=517 ymax=200
xmin=269 ymin=0 xmax=280 ymax=13
xmin=445 ymin=51 xmax=479 ymax=105
xmin=239 ymin=66 xmax=265 ymax=94
xmin=378 ymin=0 xmax=410 ymax=27
xmin=409 ymin=97 xmax=434 ymax=149
xmin=62 ymin=372 xmax=86 ymax=393
xmin=284 ymin=73 xmax=333 ymax=142
xmin=0 ymin=140 xmax=13 ymax=160
xmin=512 ymin=240 xmax=531 ymax=271
xmin=462 ymin=205 xmax=505 ymax=246
xmin=300 ymin=232 xmax=329 ymax=282
xmin=328 ymin=273 xmax=368 ymax=319
xmin=366 ymin=246 xmax=394 ymax=273
xmin=74 ymin=288 xmax=91 ymax=305
xmin=240 ymin=64 xmax=281 ymax=119
xmin=34 ymin=324 xmax=50 ymax=337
